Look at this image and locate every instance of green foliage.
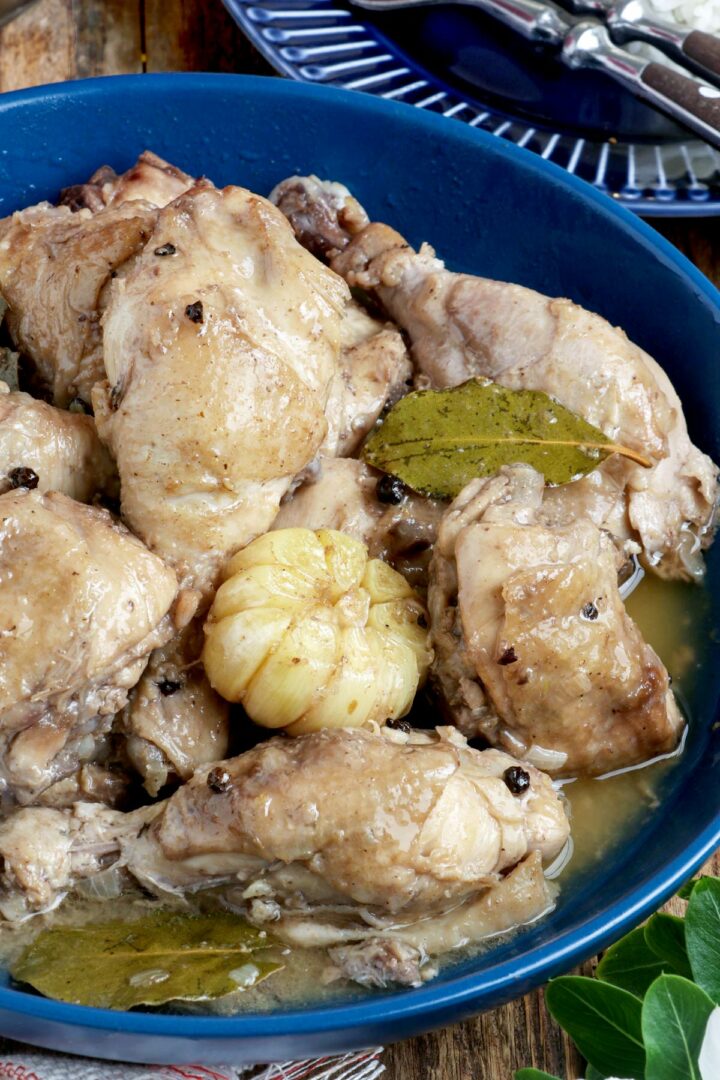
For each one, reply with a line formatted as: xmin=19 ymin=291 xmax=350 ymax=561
xmin=597 ymin=925 xmax=671 ymax=998
xmin=545 ymin=976 xmax=645 ymax=1079
xmin=521 ymin=875 xmax=720 ymax=1080
xmin=642 ymin=975 xmax=714 ymax=1080
xmin=686 ymin=877 xmax=720 ymax=1004
xmin=361 ymin=379 xmax=650 ymax=500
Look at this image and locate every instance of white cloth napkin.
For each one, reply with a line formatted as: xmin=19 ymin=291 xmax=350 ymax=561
xmin=0 ymin=1042 xmax=386 ymax=1080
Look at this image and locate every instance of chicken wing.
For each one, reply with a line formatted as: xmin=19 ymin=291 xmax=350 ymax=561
xmin=0 ymin=726 xmax=569 ymax=986
xmin=0 ymin=200 xmax=156 ymax=405
xmin=0 ymin=490 xmax=178 ymax=806
xmin=272 ymin=176 xmax=718 ymax=580
xmin=59 ymin=150 xmax=198 ymax=213
xmin=429 ymin=463 xmax=683 ymax=776
xmin=94 ymin=184 xmax=349 ymax=596
xmin=0 ymin=382 xmax=115 ymax=501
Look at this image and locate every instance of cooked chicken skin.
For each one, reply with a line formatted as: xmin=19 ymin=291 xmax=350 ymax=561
xmin=119 ymin=623 xmax=230 ymax=797
xmin=0 ymin=201 xmax=157 ymax=406
xmin=0 ymin=490 xmax=178 ymax=806
xmin=0 ymin=728 xmax=568 ymax=978
xmin=59 ymin=150 xmax=198 ymax=213
xmin=94 ymin=184 xmax=349 ymax=597
xmin=323 ymin=299 xmax=411 ymax=458
xmin=429 ymin=464 xmax=683 ymax=776
xmin=273 ymin=176 xmax=718 ymax=580
xmin=0 ymin=381 xmax=115 ymax=501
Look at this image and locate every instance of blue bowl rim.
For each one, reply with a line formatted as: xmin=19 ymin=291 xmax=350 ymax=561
xmin=0 ymin=71 xmax=718 ymax=1041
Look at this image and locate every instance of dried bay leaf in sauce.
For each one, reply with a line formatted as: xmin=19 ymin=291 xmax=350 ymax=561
xmin=362 ymin=379 xmax=651 ymax=500
xmin=11 ymin=909 xmax=283 ymax=1009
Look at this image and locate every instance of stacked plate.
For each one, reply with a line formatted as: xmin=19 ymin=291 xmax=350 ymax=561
xmin=224 ymin=0 xmax=720 ymax=214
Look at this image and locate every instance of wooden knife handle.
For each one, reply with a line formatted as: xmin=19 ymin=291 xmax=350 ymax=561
xmin=642 ymin=62 xmax=720 ymax=145
xmin=683 ymin=29 xmax=720 ymax=81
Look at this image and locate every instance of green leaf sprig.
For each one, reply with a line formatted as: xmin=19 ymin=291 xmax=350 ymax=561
xmin=10 ymin=909 xmax=283 ymax=1010
xmin=361 ymin=379 xmax=651 ymax=501
xmin=515 ymin=876 xmax=720 ymax=1080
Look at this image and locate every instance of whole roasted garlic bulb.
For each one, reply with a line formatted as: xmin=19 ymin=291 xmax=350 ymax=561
xmin=203 ymin=528 xmax=430 ymax=733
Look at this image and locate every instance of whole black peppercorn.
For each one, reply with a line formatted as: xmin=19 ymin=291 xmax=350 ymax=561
xmin=157 ymin=679 xmax=182 ymax=697
xmin=376 ymin=474 xmax=407 ymax=505
xmin=498 ymin=646 xmax=518 ymax=666
xmin=503 ymin=766 xmax=531 ymax=795
xmin=185 ymin=300 xmax=204 ymax=324
xmin=154 ymin=243 xmax=177 ymax=257
xmin=581 ymin=602 xmax=599 ymax=621
xmin=207 ymin=767 xmax=232 ymax=794
xmin=386 ymin=718 xmax=411 ymax=733
xmin=8 ymin=467 xmax=39 ymax=490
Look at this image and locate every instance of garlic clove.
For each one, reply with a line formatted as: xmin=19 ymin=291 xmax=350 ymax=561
xmin=226 ymin=528 xmax=328 ymax=582
xmin=204 ymin=607 xmax=293 ymax=701
xmin=362 ymin=558 xmax=414 ymax=604
xmin=367 ymin=599 xmax=432 ymax=679
xmin=364 ymin=626 xmax=419 ymax=720
xmin=212 ymin=563 xmax=318 ymax=620
xmin=243 ymin=607 xmax=342 ymax=727
xmin=287 ymin=626 xmax=381 ymax=734
xmin=316 ymin=528 xmax=367 ymax=601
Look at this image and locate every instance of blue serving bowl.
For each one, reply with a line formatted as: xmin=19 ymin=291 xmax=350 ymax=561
xmin=0 ymin=73 xmax=719 ymax=1065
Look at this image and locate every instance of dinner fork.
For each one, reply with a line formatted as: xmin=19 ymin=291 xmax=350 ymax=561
xmin=351 ymin=0 xmax=720 ymax=149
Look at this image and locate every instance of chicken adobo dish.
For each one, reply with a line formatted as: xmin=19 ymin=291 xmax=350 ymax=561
xmin=0 ymin=153 xmax=715 ymax=1010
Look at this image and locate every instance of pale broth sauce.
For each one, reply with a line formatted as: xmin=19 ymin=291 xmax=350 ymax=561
xmin=0 ymin=573 xmax=707 ymax=1011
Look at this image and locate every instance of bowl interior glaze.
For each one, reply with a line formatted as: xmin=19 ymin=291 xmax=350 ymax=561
xmin=0 ymin=74 xmax=719 ymax=1065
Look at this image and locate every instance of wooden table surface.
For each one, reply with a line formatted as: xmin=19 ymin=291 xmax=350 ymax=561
xmin=1 ymin=2 xmax=717 ymax=1077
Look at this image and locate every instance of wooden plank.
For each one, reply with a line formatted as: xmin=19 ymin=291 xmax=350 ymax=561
xmin=0 ymin=0 xmax=76 ymax=91
xmin=73 ymin=0 xmax=142 ymax=78
xmin=143 ymin=0 xmax=273 ymax=76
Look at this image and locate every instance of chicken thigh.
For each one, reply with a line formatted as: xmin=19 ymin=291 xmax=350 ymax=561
xmin=0 ymin=726 xmax=569 ymax=986
xmin=0 ymin=381 xmax=115 ymax=501
xmin=429 ymin=464 xmax=683 ymax=776
xmin=0 ymin=200 xmax=157 ymax=406
xmin=94 ymin=184 xmax=349 ymax=596
xmin=272 ymin=176 xmax=718 ymax=580
xmin=0 ymin=490 xmax=178 ymax=807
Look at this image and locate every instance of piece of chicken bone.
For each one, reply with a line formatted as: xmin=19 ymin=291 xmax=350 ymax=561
xmin=429 ymin=463 xmax=683 ymax=776
xmin=0 ymin=490 xmax=182 ymax=808
xmin=59 ymin=150 xmax=199 ymax=214
xmin=0 ymin=380 xmax=116 ymax=502
xmin=94 ymin=183 xmax=350 ymax=598
xmin=0 ymin=726 xmax=569 ymax=987
xmin=271 ymin=175 xmax=718 ymax=582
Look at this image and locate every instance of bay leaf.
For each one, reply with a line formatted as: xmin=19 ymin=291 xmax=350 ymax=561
xmin=361 ymin=379 xmax=651 ymax=500
xmin=597 ymin=924 xmax=672 ymax=998
xmin=11 ymin=909 xmax=282 ymax=1010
